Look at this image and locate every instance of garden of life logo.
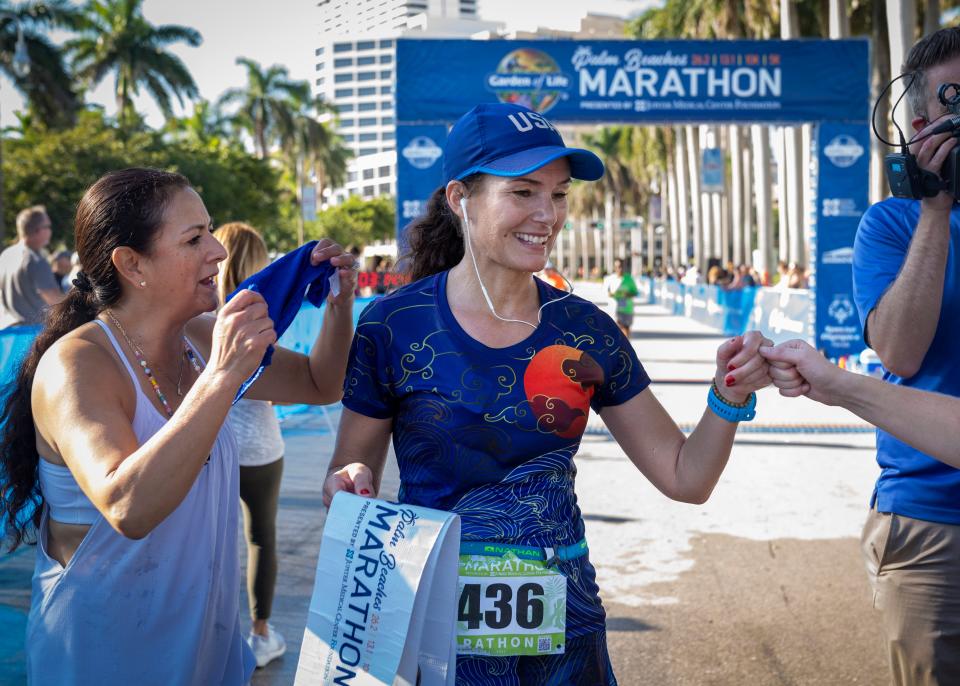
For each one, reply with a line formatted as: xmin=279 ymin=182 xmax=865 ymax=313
xmin=486 ymin=48 xmax=570 ymax=113
xmin=828 ymin=295 xmax=855 ymax=324
xmin=401 ymin=136 xmax=443 ymax=170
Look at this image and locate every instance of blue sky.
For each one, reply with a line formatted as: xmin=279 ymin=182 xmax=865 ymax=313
xmin=1 ymin=0 xmax=654 ymax=127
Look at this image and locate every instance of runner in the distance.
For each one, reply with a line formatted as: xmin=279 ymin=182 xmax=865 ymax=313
xmin=323 ymin=103 xmax=773 ymax=684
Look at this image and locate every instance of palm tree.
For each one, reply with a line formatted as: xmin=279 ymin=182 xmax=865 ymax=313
xmin=579 ymin=127 xmax=633 ymax=275
xmin=165 ymin=99 xmax=232 ymax=147
xmin=68 ymin=0 xmax=200 ymax=129
xmin=281 ymin=93 xmax=351 ymax=242
xmin=219 ymin=58 xmax=308 ymax=159
xmin=0 ymin=0 xmax=81 ymax=129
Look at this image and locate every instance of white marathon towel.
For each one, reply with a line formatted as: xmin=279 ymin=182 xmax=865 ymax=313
xmin=295 ymin=492 xmax=461 ymax=685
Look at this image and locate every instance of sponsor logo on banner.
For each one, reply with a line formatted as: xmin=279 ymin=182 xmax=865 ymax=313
xmin=401 ymin=136 xmax=443 ymax=170
xmin=824 ymin=135 xmax=865 ymax=168
xmin=828 ymin=295 xmax=855 ymax=324
xmin=487 ymin=48 xmax=570 ymax=113
xmin=767 ymin=308 xmax=806 ymax=334
xmin=822 ymin=197 xmax=862 ymax=217
xmin=402 ymin=199 xmax=427 ymax=220
xmin=821 ymin=246 xmax=853 ymax=265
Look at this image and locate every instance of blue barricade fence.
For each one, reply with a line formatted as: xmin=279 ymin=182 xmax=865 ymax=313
xmin=637 ymin=277 xmax=814 ymax=343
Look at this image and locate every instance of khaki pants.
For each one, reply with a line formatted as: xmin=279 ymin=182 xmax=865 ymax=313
xmin=862 ymin=508 xmax=960 ymax=686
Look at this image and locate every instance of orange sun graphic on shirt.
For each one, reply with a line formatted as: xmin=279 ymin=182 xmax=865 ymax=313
xmin=523 ymin=345 xmax=603 ymax=438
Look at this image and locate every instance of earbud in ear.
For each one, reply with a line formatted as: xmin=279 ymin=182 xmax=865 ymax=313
xmin=459 ymin=196 xmax=468 ymax=216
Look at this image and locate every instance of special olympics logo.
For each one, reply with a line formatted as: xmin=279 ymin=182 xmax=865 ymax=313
xmin=401 ymin=136 xmax=442 ymax=170
xmin=486 ymin=48 xmax=570 ymax=113
xmin=828 ymin=295 xmax=855 ymax=324
xmin=824 ymin=135 xmax=865 ymax=168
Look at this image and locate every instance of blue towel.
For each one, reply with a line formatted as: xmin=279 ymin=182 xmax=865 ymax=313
xmin=226 ymin=240 xmax=337 ymax=403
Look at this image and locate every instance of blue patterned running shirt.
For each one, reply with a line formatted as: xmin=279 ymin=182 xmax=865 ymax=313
xmin=341 ymin=270 xmax=651 ymax=638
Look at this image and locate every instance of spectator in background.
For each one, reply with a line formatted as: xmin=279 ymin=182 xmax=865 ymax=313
xmin=774 ymin=260 xmax=789 ymax=288
xmin=49 ymin=250 xmax=73 ymax=293
xmin=738 ymin=264 xmax=757 ymax=288
xmin=787 ymin=263 xmax=807 ymax=289
xmin=0 ymin=206 xmax=64 ymax=328
xmin=681 ymin=263 xmax=700 ymax=285
xmin=537 ymin=261 xmax=569 ymax=291
xmin=605 ymin=257 xmax=638 ymax=338
xmin=348 ymin=246 xmax=363 ymax=296
xmin=372 ymin=255 xmax=388 ymax=295
xmin=215 ymin=222 xmax=287 ymax=669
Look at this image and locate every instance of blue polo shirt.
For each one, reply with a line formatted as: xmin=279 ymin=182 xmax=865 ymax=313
xmin=342 ymin=270 xmax=651 ymax=637
xmin=853 ymin=197 xmax=960 ymax=524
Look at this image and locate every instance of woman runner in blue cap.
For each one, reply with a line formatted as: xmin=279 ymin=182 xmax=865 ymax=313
xmin=323 ymin=103 xmax=773 ymax=684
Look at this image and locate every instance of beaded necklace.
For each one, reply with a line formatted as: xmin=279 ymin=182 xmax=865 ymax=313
xmin=105 ymin=311 xmax=203 ymax=418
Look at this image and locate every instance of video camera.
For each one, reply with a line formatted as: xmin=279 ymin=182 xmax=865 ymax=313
xmin=884 ymin=82 xmax=960 ymax=199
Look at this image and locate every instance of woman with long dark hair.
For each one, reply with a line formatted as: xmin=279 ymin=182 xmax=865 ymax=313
xmin=322 ymin=103 xmax=773 ymax=684
xmin=1 ymin=168 xmax=356 ymax=684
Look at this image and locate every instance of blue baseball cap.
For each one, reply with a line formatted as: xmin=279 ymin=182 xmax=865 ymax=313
xmin=442 ymin=103 xmax=604 ymax=183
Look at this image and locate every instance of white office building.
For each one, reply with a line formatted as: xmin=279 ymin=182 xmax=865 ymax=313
xmin=314 ymin=1 xmax=500 ymax=206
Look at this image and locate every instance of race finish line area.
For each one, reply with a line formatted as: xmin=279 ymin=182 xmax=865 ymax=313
xmin=0 ymin=22 xmax=896 ymax=686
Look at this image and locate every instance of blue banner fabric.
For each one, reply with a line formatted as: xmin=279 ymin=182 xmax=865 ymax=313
xmin=0 ymin=325 xmax=39 ymax=395
xmin=814 ymin=122 xmax=870 ymax=358
xmin=396 ymin=39 xmax=870 ymax=125
xmin=396 ymin=124 xmax=448 ymax=241
xmin=701 ymin=148 xmax=724 ymax=192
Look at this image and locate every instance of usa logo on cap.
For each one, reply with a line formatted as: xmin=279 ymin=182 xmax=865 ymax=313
xmin=442 ymin=103 xmax=604 ymax=183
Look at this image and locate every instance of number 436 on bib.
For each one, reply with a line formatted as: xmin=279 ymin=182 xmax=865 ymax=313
xmin=456 ymin=553 xmax=567 ymax=657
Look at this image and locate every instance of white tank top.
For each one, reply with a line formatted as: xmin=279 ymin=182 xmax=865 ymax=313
xmin=228 ymin=398 xmax=284 ymax=467
xmin=27 ymin=319 xmax=256 ymax=685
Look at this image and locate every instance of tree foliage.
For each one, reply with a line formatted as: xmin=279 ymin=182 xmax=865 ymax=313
xmin=3 ymin=111 xmax=281 ymax=247
xmin=305 ymin=195 xmax=395 ymax=251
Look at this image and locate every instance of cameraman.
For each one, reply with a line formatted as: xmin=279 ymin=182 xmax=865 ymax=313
xmin=853 ymin=27 xmax=960 ymax=686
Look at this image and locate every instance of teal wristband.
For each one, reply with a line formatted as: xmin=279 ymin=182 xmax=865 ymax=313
xmin=708 ymin=382 xmax=756 ymax=422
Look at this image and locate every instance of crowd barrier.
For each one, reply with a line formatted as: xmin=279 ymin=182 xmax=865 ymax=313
xmin=637 ymin=277 xmax=814 ymax=343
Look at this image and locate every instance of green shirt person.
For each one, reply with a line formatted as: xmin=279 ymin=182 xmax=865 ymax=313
xmin=606 ymin=258 xmax=637 ymax=338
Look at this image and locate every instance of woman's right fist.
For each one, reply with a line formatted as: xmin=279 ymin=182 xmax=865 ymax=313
xmin=209 ymin=288 xmax=276 ymax=384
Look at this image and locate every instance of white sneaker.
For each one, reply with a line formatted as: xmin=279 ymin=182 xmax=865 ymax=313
xmin=249 ymin=624 xmax=286 ymax=668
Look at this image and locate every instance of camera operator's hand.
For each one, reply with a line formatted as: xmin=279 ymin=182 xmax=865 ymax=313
xmin=910 ymin=117 xmax=959 ymax=211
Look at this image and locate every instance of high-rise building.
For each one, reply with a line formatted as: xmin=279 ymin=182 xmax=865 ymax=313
xmin=314 ymin=1 xmax=498 ymax=206
xmin=316 ymin=0 xmax=478 ymax=35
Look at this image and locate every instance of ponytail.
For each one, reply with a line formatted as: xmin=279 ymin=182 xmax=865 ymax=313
xmin=401 ymin=175 xmax=482 ymax=282
xmin=0 ymin=288 xmax=100 ymax=550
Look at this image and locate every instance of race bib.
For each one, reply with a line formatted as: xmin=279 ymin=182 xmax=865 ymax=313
xmin=456 ymin=552 xmax=566 ymax=657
